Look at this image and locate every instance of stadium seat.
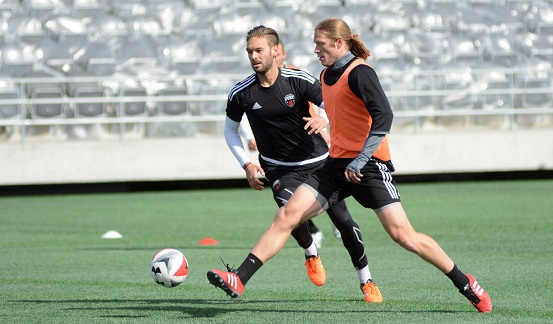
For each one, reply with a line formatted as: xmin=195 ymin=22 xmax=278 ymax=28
xmin=87 ymin=14 xmax=129 ymax=45
xmin=0 ymin=89 xmax=19 ymax=120
xmin=0 ymin=43 xmax=35 ymax=77
xmin=369 ymin=36 xmax=404 ymax=66
xmin=446 ymin=35 xmax=484 ymax=66
xmin=62 ymin=71 xmax=110 ymax=140
xmin=428 ymin=0 xmax=458 ymax=11
xmin=5 ymin=10 xmax=47 ymax=46
xmin=43 ymin=13 xmax=88 ymax=43
xmin=481 ymin=35 xmax=523 ymax=67
xmin=160 ymin=36 xmax=202 ymax=75
xmin=369 ymin=11 xmax=410 ymax=37
xmin=72 ymin=41 xmax=118 ymax=76
xmin=107 ymin=84 xmax=148 ymax=137
xmin=190 ymin=0 xmax=231 ymax=17
xmin=517 ymin=33 xmax=553 ymax=63
xmin=23 ymin=0 xmax=68 ymax=20
xmin=113 ymin=0 xmax=147 ymax=19
xmin=514 ymin=77 xmax=553 ymax=126
xmin=71 ymin=0 xmax=110 ymax=18
xmin=235 ymin=0 xmax=264 ymax=17
xmin=22 ymin=71 xmax=67 ymax=138
xmin=66 ymin=72 xmax=106 ymax=118
xmin=0 ymin=79 xmax=21 ymax=141
xmin=36 ymin=38 xmax=84 ymax=74
xmin=520 ymin=78 xmax=553 ymax=108
xmin=145 ymin=81 xmax=197 ymax=138
xmin=304 ymin=0 xmax=346 ymax=23
xmin=437 ymin=68 xmax=477 ymax=126
xmin=410 ymin=8 xmax=450 ymax=33
xmin=118 ymin=37 xmax=160 ymax=73
xmin=403 ymin=30 xmax=449 ymax=68
xmin=24 ymin=72 xmax=66 ymax=119
xmin=127 ymin=14 xmax=166 ymax=38
xmin=481 ymin=72 xmax=513 ymax=110
xmin=117 ymin=87 xmax=147 ymax=117
xmin=449 ymin=3 xmax=490 ymax=35
xmin=158 ymin=87 xmax=190 ymax=116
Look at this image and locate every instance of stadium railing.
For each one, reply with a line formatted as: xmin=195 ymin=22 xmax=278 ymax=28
xmin=0 ymin=67 xmax=552 ymax=143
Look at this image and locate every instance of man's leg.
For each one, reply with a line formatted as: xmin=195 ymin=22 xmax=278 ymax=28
xmin=376 ymin=202 xmax=492 ymax=312
xmin=376 ymin=202 xmax=454 ymax=272
xmin=252 ymin=186 xmax=323 ymax=262
xmin=326 ymin=200 xmax=383 ymax=303
xmin=207 ymin=185 xmax=323 ymax=298
xmin=307 ymin=219 xmax=324 ymax=248
xmin=290 ymin=221 xmax=326 ymax=286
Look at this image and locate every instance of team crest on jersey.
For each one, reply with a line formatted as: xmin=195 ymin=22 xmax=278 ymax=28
xmin=272 ymin=180 xmax=280 ymax=190
xmin=284 ymin=94 xmax=295 ymax=107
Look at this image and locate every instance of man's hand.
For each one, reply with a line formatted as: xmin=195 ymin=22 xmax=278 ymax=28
xmin=303 ymin=116 xmax=328 ymax=135
xmin=344 ymin=168 xmax=363 ymax=182
xmin=345 ymin=153 xmax=370 ymax=183
xmin=244 ymin=163 xmax=265 ymax=190
xmin=247 ymin=138 xmax=258 ymax=152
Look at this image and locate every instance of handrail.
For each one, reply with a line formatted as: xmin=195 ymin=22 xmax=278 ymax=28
xmin=0 ymin=68 xmax=551 ymax=142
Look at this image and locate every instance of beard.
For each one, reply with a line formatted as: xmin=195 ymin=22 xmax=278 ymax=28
xmin=252 ymin=58 xmax=274 ymax=74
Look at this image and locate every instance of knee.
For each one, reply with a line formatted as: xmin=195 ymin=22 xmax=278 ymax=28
xmin=390 ymin=231 xmax=419 ymax=254
xmin=276 ymin=205 xmax=302 ymax=230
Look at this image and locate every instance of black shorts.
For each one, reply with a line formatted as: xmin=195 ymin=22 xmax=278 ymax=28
xmin=266 ymin=164 xmax=323 ymax=208
xmin=304 ymin=157 xmax=400 ymax=210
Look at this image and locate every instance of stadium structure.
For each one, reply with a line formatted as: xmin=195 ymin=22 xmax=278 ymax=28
xmin=0 ymin=0 xmax=552 ymax=190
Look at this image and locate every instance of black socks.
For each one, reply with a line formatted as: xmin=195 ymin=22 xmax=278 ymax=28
xmin=236 ymin=253 xmax=263 ymax=285
xmin=446 ymin=263 xmax=470 ymax=292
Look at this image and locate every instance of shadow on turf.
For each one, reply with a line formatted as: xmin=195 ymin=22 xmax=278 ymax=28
xmin=13 ymin=299 xmax=463 ymax=319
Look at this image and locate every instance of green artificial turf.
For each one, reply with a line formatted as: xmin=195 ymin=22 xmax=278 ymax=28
xmin=1 ymin=179 xmax=552 ymax=323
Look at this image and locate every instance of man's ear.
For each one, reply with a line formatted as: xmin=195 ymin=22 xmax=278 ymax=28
xmin=336 ymin=37 xmax=344 ymax=50
xmin=272 ymin=45 xmax=279 ymax=58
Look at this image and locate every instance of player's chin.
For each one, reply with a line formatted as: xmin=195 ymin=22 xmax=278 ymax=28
xmin=252 ymin=64 xmax=264 ymax=72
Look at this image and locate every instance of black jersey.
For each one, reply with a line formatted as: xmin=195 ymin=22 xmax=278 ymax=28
xmin=226 ymin=68 xmax=329 ymax=172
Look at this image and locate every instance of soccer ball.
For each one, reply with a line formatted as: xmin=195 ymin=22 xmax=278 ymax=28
xmin=150 ymin=248 xmax=189 ymax=288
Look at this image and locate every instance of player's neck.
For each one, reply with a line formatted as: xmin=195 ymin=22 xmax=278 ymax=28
xmin=257 ymin=66 xmax=279 ymax=87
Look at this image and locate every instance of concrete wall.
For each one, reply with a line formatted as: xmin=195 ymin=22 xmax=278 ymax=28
xmin=1 ymin=128 xmax=552 ymax=186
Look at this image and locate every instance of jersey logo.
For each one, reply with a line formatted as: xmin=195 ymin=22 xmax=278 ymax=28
xmin=252 ymin=102 xmax=262 ymax=110
xmin=284 ymin=94 xmax=295 ymax=107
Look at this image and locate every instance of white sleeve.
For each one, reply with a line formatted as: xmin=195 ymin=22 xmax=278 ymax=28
xmin=224 ymin=116 xmax=250 ymax=168
xmin=238 ymin=115 xmax=255 ymax=141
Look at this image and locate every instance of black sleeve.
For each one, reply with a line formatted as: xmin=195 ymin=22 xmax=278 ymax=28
xmin=305 ymin=78 xmax=323 ymax=107
xmin=348 ymin=65 xmax=393 ymax=134
xmin=225 ymin=93 xmax=244 ymax=123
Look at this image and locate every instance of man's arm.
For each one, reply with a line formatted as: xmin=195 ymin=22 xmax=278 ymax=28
xmin=238 ymin=115 xmax=257 ymax=152
xmin=224 ymin=116 xmax=250 ymax=168
xmin=224 ymin=116 xmax=265 ymax=190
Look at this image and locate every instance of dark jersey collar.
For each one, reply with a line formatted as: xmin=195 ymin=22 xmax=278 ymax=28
xmin=323 ymin=56 xmax=358 ymax=86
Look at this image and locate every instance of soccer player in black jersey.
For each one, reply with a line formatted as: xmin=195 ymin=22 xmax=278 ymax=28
xmin=208 ymin=19 xmax=492 ymax=313
xmin=238 ymin=39 xmax=334 ymax=248
xmin=208 ymin=25 xmax=383 ymax=302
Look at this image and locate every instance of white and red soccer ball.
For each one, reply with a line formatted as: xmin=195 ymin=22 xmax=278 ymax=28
xmin=150 ymin=248 xmax=189 ymax=288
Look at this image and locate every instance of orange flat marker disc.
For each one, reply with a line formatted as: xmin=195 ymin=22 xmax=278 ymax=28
xmin=198 ymin=237 xmax=219 ymax=245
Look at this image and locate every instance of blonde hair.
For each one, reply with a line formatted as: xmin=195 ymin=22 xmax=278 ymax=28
xmin=315 ymin=18 xmax=371 ymax=61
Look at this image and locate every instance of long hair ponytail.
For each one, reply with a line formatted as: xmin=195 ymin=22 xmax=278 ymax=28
xmin=315 ymin=18 xmax=371 ymax=61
